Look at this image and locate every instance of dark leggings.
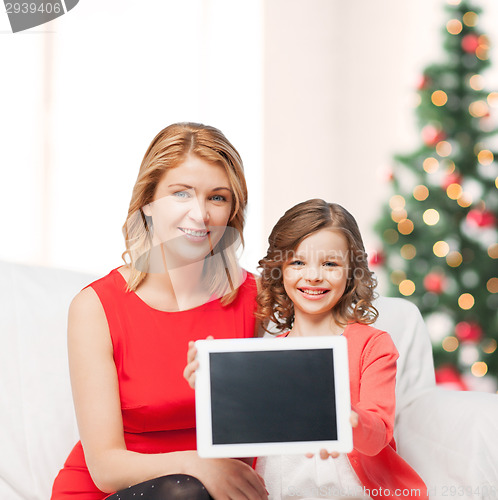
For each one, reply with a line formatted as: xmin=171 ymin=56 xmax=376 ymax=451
xmin=106 ymin=474 xmax=213 ymax=500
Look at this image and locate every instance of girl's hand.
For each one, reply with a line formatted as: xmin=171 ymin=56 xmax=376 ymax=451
xmin=183 ymin=336 xmax=214 ymax=389
xmin=192 ymin=456 xmax=268 ymax=500
xmin=305 ymin=411 xmax=359 ymax=460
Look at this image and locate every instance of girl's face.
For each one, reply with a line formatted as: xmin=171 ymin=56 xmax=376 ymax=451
xmin=282 ymin=228 xmax=349 ymax=321
xmin=144 ymin=154 xmax=233 ymax=266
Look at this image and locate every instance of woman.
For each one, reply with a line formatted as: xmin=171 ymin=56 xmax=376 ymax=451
xmin=51 ymin=123 xmax=268 ymax=500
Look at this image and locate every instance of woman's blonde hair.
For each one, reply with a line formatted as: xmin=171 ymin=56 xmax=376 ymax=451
xmin=256 ymin=199 xmax=378 ymax=331
xmin=122 ymin=122 xmax=247 ymax=304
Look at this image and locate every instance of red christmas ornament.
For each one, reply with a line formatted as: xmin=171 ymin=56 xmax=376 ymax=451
xmin=417 ymin=74 xmax=431 ymax=91
xmin=369 ymin=250 xmax=385 ymax=267
xmin=422 ymin=125 xmax=446 ymax=147
xmin=423 ymin=272 xmax=447 ymax=294
xmin=461 ymin=34 xmax=480 ymax=53
xmin=441 ymin=172 xmax=462 ymax=190
xmin=435 ymin=364 xmax=468 ymax=391
xmin=455 ymin=321 xmax=483 ymax=343
xmin=466 ymin=209 xmax=496 ymax=228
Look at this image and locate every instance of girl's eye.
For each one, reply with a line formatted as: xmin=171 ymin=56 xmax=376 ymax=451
xmin=289 ymin=260 xmax=304 ymax=266
xmin=324 ymin=261 xmax=339 ymax=267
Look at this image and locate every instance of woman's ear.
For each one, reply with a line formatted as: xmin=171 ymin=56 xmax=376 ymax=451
xmin=142 ymin=204 xmax=152 ymax=217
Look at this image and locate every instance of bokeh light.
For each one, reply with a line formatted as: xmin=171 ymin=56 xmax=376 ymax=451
xmin=471 ymin=362 xmax=488 ymax=377
xmin=413 ymin=185 xmax=429 ymax=201
xmin=477 ymin=150 xmax=494 ymax=165
xmin=383 ymin=229 xmax=399 ymax=244
xmin=487 ymin=277 xmax=498 ymax=293
xmin=390 ymin=270 xmax=406 ymax=285
xmin=434 ymin=240 xmax=450 ymax=257
xmin=446 ymin=19 xmax=463 ymax=35
xmin=398 ymin=219 xmax=414 ymax=235
xmin=482 ymin=339 xmax=497 ymax=354
xmin=446 ymin=251 xmax=463 ymax=267
xmin=432 ymin=90 xmax=448 ymax=106
xmin=400 ymin=244 xmax=417 ymax=260
xmin=462 ymin=11 xmax=478 ymax=27
xmin=447 ymin=183 xmax=463 ymax=199
xmin=469 ymin=100 xmax=488 ymax=118
xmin=458 ymin=293 xmax=475 ymax=310
xmin=399 ymin=279 xmax=416 ymax=296
xmin=442 ymin=336 xmax=459 ymax=352
xmin=469 ymin=74 xmax=483 ymax=90
xmin=488 ymin=92 xmax=498 ymax=107
xmin=436 ymin=141 xmax=452 ymax=157
xmin=423 ymin=157 xmax=439 ymax=173
xmin=423 ymin=209 xmax=440 ymax=225
xmin=488 ymin=243 xmax=498 ymax=259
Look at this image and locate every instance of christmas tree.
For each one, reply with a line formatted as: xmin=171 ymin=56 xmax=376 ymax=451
xmin=374 ymin=0 xmax=498 ymax=391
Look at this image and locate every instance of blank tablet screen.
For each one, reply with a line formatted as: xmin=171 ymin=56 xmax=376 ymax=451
xmin=209 ymin=349 xmax=337 ymax=445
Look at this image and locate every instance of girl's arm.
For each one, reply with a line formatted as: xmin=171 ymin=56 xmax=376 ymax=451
xmin=68 ymin=288 xmax=267 ymax=499
xmin=351 ymin=332 xmax=398 ymax=456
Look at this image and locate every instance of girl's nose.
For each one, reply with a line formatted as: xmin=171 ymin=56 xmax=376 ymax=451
xmin=304 ymin=266 xmax=322 ymax=282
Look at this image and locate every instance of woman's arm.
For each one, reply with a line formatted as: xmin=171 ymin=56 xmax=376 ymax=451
xmin=68 ymin=288 xmax=267 ymax=498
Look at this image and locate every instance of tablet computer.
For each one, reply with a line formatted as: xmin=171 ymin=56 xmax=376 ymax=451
xmin=195 ymin=336 xmax=352 ymax=458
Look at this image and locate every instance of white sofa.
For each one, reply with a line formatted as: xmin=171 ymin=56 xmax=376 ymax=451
xmin=1 ymin=260 xmax=497 ymax=500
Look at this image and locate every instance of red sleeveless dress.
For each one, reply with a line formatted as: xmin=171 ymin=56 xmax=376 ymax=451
xmin=51 ymin=268 xmax=258 ymax=499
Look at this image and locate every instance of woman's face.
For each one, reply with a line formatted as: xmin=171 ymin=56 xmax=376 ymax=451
xmin=144 ymin=154 xmax=233 ymax=267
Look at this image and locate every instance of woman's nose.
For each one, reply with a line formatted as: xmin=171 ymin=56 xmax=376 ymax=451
xmin=188 ymin=196 xmax=209 ymax=225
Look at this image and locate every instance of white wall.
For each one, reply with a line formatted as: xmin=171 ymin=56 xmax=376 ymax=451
xmin=1 ymin=0 xmax=497 ymax=279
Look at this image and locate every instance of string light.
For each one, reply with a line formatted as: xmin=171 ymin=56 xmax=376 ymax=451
xmin=436 ymin=141 xmax=452 ymax=157
xmin=400 ymin=244 xmax=417 ymax=260
xmin=488 ymin=92 xmax=498 ymax=107
xmin=469 ymin=100 xmax=488 ymax=118
xmin=391 ymin=208 xmax=407 ymax=223
xmin=471 ymin=362 xmax=488 ymax=377
xmin=477 ymin=150 xmax=494 ymax=165
xmin=432 ymin=90 xmax=448 ymax=106
xmin=447 ymin=183 xmax=463 ymax=200
xmin=446 ymin=19 xmax=463 ymax=35
xmin=488 ymin=243 xmax=498 ymax=259
xmin=487 ymin=277 xmax=498 ymax=293
xmin=434 ymin=241 xmax=450 ymax=257
xmin=482 ymin=339 xmax=497 ymax=354
xmin=423 ymin=209 xmax=440 ymax=225
xmin=399 ymin=279 xmax=416 ymax=296
xmin=442 ymin=336 xmax=459 ymax=352
xmin=469 ymin=74 xmax=484 ymax=90
xmin=446 ymin=251 xmax=463 ymax=267
xmin=462 ymin=11 xmax=478 ymax=27
xmin=423 ymin=157 xmax=439 ymax=173
xmin=389 ymin=195 xmax=406 ymax=210
xmin=458 ymin=293 xmax=475 ymax=310
xmin=398 ymin=219 xmax=414 ymax=235
xmin=413 ymin=185 xmax=429 ymax=201
xmin=457 ymin=194 xmax=472 ymax=207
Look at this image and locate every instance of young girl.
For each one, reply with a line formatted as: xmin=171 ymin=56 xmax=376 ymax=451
xmin=186 ymin=198 xmax=427 ymax=499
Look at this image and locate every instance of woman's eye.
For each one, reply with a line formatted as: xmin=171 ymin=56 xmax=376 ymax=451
xmin=173 ymin=191 xmax=191 ymax=199
xmin=210 ymin=194 xmax=227 ymax=202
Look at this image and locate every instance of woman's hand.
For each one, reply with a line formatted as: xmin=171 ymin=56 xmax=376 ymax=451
xmin=305 ymin=411 xmax=359 ymax=460
xmin=183 ymin=336 xmax=214 ymax=389
xmin=191 ymin=456 xmax=268 ymax=500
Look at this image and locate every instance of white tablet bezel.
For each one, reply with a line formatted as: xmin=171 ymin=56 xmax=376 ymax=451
xmin=195 ymin=336 xmax=352 ymax=458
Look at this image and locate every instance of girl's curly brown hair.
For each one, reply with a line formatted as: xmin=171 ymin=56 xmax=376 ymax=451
xmin=256 ymin=199 xmax=378 ymax=332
